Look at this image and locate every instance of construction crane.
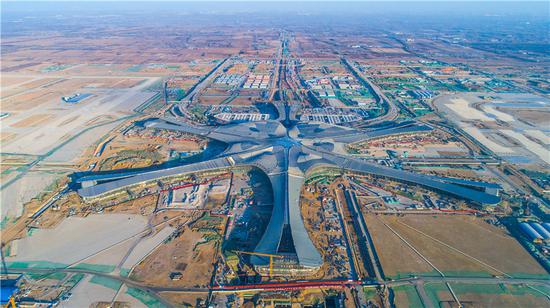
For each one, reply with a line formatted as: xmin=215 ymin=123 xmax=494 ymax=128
xmin=233 ymin=250 xmax=284 ymax=278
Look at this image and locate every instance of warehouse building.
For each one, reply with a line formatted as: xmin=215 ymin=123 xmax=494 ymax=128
xmin=520 ymin=222 xmax=545 ymax=243
xmin=531 ymin=222 xmax=550 ymax=240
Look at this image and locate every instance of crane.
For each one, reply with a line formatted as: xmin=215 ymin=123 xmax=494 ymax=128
xmin=233 ymin=250 xmax=284 ymax=278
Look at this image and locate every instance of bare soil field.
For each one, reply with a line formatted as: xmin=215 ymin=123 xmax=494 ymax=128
xmin=1 ymin=78 xmax=61 ymax=97
xmin=1 ymin=170 xmax=62 ymax=218
xmin=392 ymin=285 xmax=423 ymax=307
xmin=160 ymin=292 xmax=207 ymax=307
xmin=57 ymin=115 xmax=81 ymax=127
xmin=370 ymin=47 xmax=407 ymax=54
xmin=64 ymin=275 xmax=118 ymax=308
xmin=0 ymin=132 xmax=17 ymax=143
xmin=226 ymin=63 xmax=249 ymax=74
xmin=130 ymin=226 xmax=218 ymax=288
xmin=81 ymin=225 xmax=174 ymax=270
xmin=2 ymin=81 xmax=157 ymax=156
xmin=2 ymin=90 xmax=60 ymax=111
xmin=238 ymin=89 xmax=263 ymax=96
xmin=86 ymin=133 xmax=202 ymax=171
xmin=364 ymin=214 xmax=434 ymax=278
xmin=0 ymin=76 xmax=31 ymax=87
xmin=424 ymin=283 xmax=550 ymax=308
xmin=365 ymin=214 xmax=547 ymax=278
xmin=43 ymin=119 xmax=122 ymax=163
xmin=102 ymin=194 xmax=158 ymax=216
xmin=251 ymin=63 xmax=273 ymax=74
xmin=198 ymin=95 xmax=229 ymax=105
xmin=511 ymin=109 xmax=550 ymax=126
xmin=300 ymin=186 xmax=351 ymax=280
xmin=229 ymin=96 xmax=257 ymax=106
xmin=203 ymin=87 xmax=230 ymax=96
xmin=411 ymin=168 xmax=499 ymax=184
xmin=7 ymin=214 xmax=147 ymax=265
xmin=11 ymin=114 xmax=54 ymax=128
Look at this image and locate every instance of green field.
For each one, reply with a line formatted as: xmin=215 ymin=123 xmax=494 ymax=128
xmin=127 ymin=287 xmax=165 ymax=307
xmin=392 ymin=285 xmax=424 ymax=308
xmin=90 ymin=275 xmax=122 ymax=290
xmin=424 ymin=282 xmax=550 ymax=307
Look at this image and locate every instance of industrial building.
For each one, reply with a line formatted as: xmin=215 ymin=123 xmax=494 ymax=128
xmin=531 ymin=222 xmax=550 ymax=240
xmin=519 ymin=222 xmax=550 ymax=243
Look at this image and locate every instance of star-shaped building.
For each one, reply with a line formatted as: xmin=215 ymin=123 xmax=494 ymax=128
xmin=73 ymin=106 xmax=501 ymax=271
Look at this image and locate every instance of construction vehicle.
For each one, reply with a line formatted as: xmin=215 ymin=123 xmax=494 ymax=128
xmin=1 ymin=246 xmax=17 ymax=308
xmin=233 ymin=250 xmax=284 ymax=278
xmin=6 ymin=296 xmax=16 ymax=308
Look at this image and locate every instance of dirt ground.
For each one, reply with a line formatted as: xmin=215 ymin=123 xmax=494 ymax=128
xmin=365 ymin=214 xmax=547 ymax=278
xmin=0 ymin=132 xmax=17 ymax=143
xmin=204 ymin=87 xmax=230 ymax=96
xmin=8 ymin=213 xmax=147 ymax=265
xmin=364 ymin=214 xmax=434 ymax=278
xmin=102 ymin=194 xmax=158 ymax=216
xmin=440 ymin=292 xmax=549 ymax=308
xmin=160 ymin=291 xmax=207 ymax=307
xmin=229 ymin=96 xmax=258 ymax=106
xmin=412 ymin=168 xmax=480 ymax=179
xmin=226 ymin=63 xmax=249 ymax=74
xmin=2 ymin=90 xmax=60 ymax=111
xmin=150 ymin=210 xmax=193 ymax=228
xmin=1 ymin=76 xmax=33 ymax=87
xmin=130 ymin=226 xmax=218 ymax=288
xmin=393 ymin=290 xmax=411 ymax=307
xmin=300 ymin=181 xmax=353 ymax=280
xmin=1 ymin=175 xmax=70 ymax=244
xmin=392 ymin=285 xmax=422 ymax=308
xmin=11 ymin=114 xmax=55 ymax=128
xmin=1 ymin=78 xmax=61 ymax=98
xmin=83 ymin=133 xmax=202 ymax=171
xmin=198 ymin=95 xmax=230 ymax=105
xmin=505 ymin=109 xmax=550 ymax=126
xmin=427 ymin=283 xmax=550 ymax=308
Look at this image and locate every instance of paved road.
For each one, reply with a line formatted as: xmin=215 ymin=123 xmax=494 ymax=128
xmin=413 ymin=280 xmax=434 ymax=308
xmin=8 ymin=266 xmax=549 ymax=306
xmin=341 ymin=57 xmax=399 ymax=126
xmin=6 ymin=267 xmax=200 ymax=308
xmin=182 ymin=57 xmax=230 ymax=104
xmin=1 ymin=73 xmax=159 ymax=79
xmin=387 ymin=275 xmax=550 ymax=307
xmin=1 ymin=114 xmax=133 ymax=192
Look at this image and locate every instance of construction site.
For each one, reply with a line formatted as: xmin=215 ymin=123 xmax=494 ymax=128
xmin=2 ymin=2 xmax=550 ymax=307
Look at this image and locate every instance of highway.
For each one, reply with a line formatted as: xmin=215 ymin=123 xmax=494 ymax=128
xmin=334 ymin=190 xmax=360 ymax=281
xmin=8 ymin=32 xmax=546 ymax=308
xmin=6 ymin=267 xmax=200 ymax=308
xmin=341 ymin=57 xmax=399 ymax=126
xmin=0 ymin=113 xmax=134 ymax=217
xmin=181 ymin=57 xmax=230 ymax=104
xmin=342 ymin=188 xmax=384 ymax=281
xmin=169 ymin=57 xmax=231 ymax=120
xmin=268 ymin=38 xmax=284 ymax=101
xmin=30 ymin=185 xmax=69 ymax=219
xmin=401 ymin=156 xmax=501 ymax=166
xmin=7 ymin=266 xmax=549 ymax=303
